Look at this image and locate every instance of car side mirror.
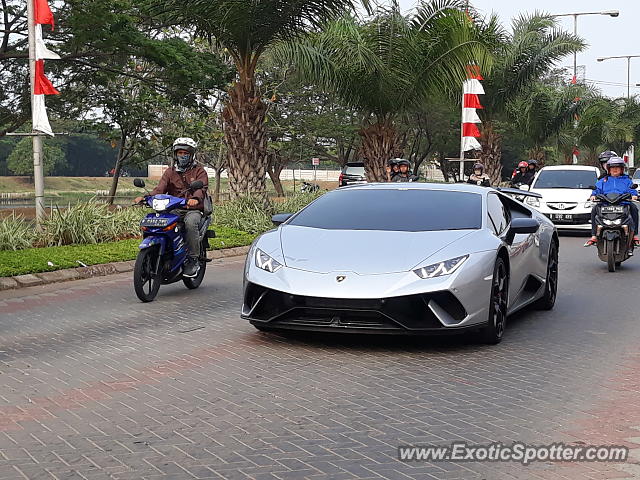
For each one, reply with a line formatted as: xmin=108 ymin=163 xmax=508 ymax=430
xmin=505 ymin=217 xmax=539 ymax=244
xmin=633 ymin=184 xmax=638 ymax=189
xmin=519 ymin=184 xmax=530 ymax=191
xmin=272 ymin=213 xmax=293 ymax=226
xmin=190 ymin=180 xmax=204 ymax=190
xmin=133 ymin=178 xmax=146 ymax=188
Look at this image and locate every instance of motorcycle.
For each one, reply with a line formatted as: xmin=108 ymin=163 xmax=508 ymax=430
xmin=301 ymin=181 xmax=320 ymax=193
xmin=592 ymin=192 xmax=635 ymax=272
xmin=132 ymin=178 xmax=215 ymax=302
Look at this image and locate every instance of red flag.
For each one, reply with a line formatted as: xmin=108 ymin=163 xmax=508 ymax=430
xmin=465 ymin=65 xmax=483 ymax=80
xmin=463 ymin=94 xmax=483 ymax=109
xmin=34 ymin=60 xmax=59 ymax=95
xmin=462 ymin=123 xmax=481 ymax=137
xmin=570 ymin=75 xmax=577 ymax=85
xmin=34 ymin=0 xmax=55 ymax=29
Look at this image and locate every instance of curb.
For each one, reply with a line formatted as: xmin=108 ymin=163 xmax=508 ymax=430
xmin=0 ymin=246 xmax=250 ymax=292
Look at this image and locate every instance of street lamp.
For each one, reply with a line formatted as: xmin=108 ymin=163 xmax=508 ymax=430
xmin=553 ymin=11 xmax=620 ymax=82
xmin=598 ymin=55 xmax=640 ymax=98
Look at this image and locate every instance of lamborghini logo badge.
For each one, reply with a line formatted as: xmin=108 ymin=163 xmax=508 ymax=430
xmin=336 ymin=275 xmax=346 ymax=283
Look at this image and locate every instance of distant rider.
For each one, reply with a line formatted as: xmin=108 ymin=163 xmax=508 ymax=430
xmin=596 ymin=150 xmax=618 ymax=179
xmin=467 ymin=162 xmax=491 ymax=186
xmin=527 ymin=158 xmax=539 ymax=176
xmin=584 ymin=157 xmax=639 ymax=249
xmin=391 ymin=159 xmax=418 ymax=182
xmin=385 ymin=158 xmax=400 ymax=182
xmin=134 ymin=137 xmax=208 ymax=277
xmin=510 ymin=161 xmax=534 ymax=187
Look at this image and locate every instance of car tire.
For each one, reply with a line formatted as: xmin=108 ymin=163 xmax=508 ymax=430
xmin=533 ymin=241 xmax=558 ymax=311
xmin=481 ymin=257 xmax=508 ymax=345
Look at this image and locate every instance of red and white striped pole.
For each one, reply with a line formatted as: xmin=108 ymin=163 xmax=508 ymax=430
xmin=459 ymin=66 xmax=484 ymax=179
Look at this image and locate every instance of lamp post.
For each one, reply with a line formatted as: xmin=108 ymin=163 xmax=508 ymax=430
xmin=552 ymin=10 xmax=619 ymax=82
xmin=598 ymin=55 xmax=640 ymax=98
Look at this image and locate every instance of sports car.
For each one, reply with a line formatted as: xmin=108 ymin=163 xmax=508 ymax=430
xmin=241 ymin=183 xmax=558 ymax=344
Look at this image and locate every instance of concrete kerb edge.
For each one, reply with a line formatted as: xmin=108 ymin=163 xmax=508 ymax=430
xmin=0 ymin=246 xmax=250 ymax=291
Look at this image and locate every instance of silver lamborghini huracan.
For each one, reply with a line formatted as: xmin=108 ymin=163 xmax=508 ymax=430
xmin=241 ymin=183 xmax=558 ymax=344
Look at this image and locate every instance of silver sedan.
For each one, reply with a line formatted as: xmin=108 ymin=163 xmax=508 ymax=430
xmin=241 ymin=183 xmax=558 ymax=344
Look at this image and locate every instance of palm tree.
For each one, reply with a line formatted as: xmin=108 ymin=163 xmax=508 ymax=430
xmin=277 ymin=0 xmax=494 ymax=181
xmin=479 ymin=14 xmax=585 ymax=183
xmin=163 ymin=0 xmax=366 ymax=201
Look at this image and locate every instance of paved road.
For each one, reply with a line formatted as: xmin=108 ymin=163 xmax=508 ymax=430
xmin=1 ymin=236 xmax=640 ymax=480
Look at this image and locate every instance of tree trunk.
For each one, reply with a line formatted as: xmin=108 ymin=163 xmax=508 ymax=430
xmin=358 ymin=118 xmax=404 ymax=182
xmin=222 ymin=74 xmax=268 ymax=205
xmin=528 ymin=147 xmax=546 ymax=167
xmin=479 ymin=123 xmax=503 ymax=185
xmin=214 ymin=167 xmax=223 ymax=204
xmin=107 ymin=133 xmax=127 ymax=206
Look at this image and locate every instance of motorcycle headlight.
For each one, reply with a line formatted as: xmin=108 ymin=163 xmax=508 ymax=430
xmin=525 ymin=197 xmax=540 ymax=207
xmin=255 ymin=249 xmax=283 ymax=273
xmin=602 ymin=218 xmax=622 ymax=226
xmin=152 ymin=198 xmax=171 ymax=211
xmin=413 ymin=255 xmax=468 ymax=279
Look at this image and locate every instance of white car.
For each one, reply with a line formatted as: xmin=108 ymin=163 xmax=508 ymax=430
xmin=524 ymin=165 xmax=600 ymax=230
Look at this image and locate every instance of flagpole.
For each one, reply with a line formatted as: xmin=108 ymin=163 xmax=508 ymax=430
xmin=26 ymin=0 xmax=46 ymax=226
xmin=459 ymin=83 xmax=465 ymax=180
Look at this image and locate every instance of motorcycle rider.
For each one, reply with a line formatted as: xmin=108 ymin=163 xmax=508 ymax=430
xmin=467 ymin=162 xmax=491 ymax=186
xmin=597 ymin=150 xmax=618 ymax=179
xmin=385 ymin=158 xmax=400 ymax=181
xmin=510 ymin=161 xmax=534 ymax=187
xmin=584 ymin=157 xmax=639 ymax=248
xmin=527 ymin=158 xmax=539 ymax=176
xmin=134 ymin=137 xmax=208 ymax=277
xmin=391 ymin=159 xmax=418 ymax=182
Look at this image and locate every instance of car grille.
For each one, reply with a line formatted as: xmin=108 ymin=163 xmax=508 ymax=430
xmin=243 ymin=283 xmax=467 ymax=331
xmin=547 ymin=202 xmax=578 ymax=211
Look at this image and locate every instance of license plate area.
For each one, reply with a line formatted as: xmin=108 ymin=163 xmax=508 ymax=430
xmin=551 ymin=213 xmax=573 ymax=220
xmin=601 ymin=206 xmax=624 ymax=213
xmin=140 ymin=217 xmax=171 ymax=227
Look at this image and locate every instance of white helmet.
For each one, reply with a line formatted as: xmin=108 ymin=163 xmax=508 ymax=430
xmin=172 ymin=137 xmax=197 ymax=172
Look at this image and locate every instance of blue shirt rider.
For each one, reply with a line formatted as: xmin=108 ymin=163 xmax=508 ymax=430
xmin=585 ymin=157 xmax=639 ymax=249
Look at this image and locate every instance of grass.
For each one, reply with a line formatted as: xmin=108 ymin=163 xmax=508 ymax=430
xmin=0 ymin=226 xmax=256 ymax=277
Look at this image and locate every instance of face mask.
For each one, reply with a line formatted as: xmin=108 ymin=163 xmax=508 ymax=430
xmin=176 ymin=154 xmax=191 ymax=167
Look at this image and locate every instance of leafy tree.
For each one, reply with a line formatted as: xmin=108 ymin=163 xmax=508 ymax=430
xmin=163 ymin=0 xmax=367 ymax=203
xmin=278 ymin=1 xmax=493 ymax=181
xmin=478 ymin=14 xmax=585 ymax=183
xmin=7 ymin=137 xmax=66 ymax=177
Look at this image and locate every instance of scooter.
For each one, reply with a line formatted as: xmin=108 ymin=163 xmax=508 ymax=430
xmin=592 ymin=192 xmax=635 ymax=272
xmin=132 ymin=178 xmax=215 ymax=302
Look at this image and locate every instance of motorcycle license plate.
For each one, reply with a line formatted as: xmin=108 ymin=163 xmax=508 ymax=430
xmin=551 ymin=213 xmax=573 ymax=221
xmin=601 ymin=206 xmax=624 ymax=213
xmin=140 ymin=217 xmax=171 ymax=227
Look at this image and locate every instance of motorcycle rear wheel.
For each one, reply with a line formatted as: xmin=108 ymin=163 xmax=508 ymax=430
xmin=183 ymin=260 xmax=206 ymax=289
xmin=134 ymin=247 xmax=161 ymax=302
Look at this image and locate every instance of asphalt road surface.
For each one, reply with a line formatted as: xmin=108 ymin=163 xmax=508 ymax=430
xmin=1 ymin=235 xmax=640 ymax=480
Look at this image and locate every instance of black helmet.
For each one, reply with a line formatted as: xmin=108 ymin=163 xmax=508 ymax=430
xmin=606 ymin=157 xmax=626 ymax=169
xmin=397 ymin=159 xmax=411 ymax=167
xmin=388 ymin=158 xmax=400 ymax=166
xmin=527 ymin=159 xmax=538 ymax=166
xmin=598 ymin=150 xmax=618 ymax=163
xmin=473 ymin=162 xmax=484 ymax=171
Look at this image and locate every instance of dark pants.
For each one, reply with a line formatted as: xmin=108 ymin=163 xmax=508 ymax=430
xmin=591 ymin=203 xmax=639 ymax=236
xmin=175 ymin=209 xmax=202 ymax=258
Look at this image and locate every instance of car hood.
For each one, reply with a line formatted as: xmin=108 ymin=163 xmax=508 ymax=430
xmin=279 ymin=226 xmax=475 ymax=274
xmin=531 ymin=188 xmax=592 ymax=202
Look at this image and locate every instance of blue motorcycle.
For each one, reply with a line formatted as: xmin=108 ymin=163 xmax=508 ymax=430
xmin=132 ymin=178 xmax=215 ymax=302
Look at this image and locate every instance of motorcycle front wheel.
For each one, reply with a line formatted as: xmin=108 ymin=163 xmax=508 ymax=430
xmin=134 ymin=246 xmax=161 ymax=302
xmin=607 ymin=239 xmax=616 ymax=272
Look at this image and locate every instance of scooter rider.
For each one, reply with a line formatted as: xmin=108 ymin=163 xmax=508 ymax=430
xmin=391 ymin=159 xmax=418 ymax=182
xmin=134 ymin=137 xmax=208 ymax=277
xmin=597 ymin=150 xmax=618 ymax=179
xmin=510 ymin=161 xmax=534 ymax=187
xmin=468 ymin=162 xmax=491 ymax=186
xmin=385 ymin=158 xmax=400 ymax=181
xmin=527 ymin=158 xmax=539 ymax=176
xmin=584 ymin=157 xmax=639 ymax=248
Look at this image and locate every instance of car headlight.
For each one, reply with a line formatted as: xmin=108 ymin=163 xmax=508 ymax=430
xmin=525 ymin=197 xmax=540 ymax=207
xmin=413 ymin=255 xmax=468 ymax=279
xmin=584 ymin=201 xmax=593 ymax=208
xmin=255 ymin=248 xmax=283 ymax=273
xmin=152 ymin=198 xmax=171 ymax=211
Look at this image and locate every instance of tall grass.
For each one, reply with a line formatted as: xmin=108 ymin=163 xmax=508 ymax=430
xmin=0 ymin=214 xmax=36 ymax=251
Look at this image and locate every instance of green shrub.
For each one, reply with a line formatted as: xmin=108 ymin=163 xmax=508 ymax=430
xmin=0 ymin=214 xmax=36 ymax=251
xmin=214 ymin=196 xmax=273 ymax=234
xmin=275 ymin=192 xmax=323 ymax=214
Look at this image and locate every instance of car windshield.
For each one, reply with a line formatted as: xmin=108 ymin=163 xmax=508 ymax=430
xmin=345 ymin=165 xmax=365 ymax=175
xmin=287 ymin=189 xmax=482 ymax=231
xmin=533 ymin=170 xmax=597 ymax=189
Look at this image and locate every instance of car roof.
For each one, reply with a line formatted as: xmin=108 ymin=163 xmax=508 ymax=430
xmin=340 ymin=182 xmax=490 ymax=195
xmin=538 ymin=165 xmax=599 ymax=172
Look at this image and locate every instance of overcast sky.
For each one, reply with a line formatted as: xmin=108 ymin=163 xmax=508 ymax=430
xmin=397 ymin=0 xmax=638 ymax=98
